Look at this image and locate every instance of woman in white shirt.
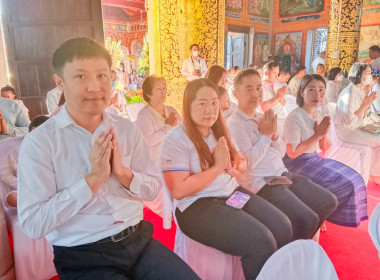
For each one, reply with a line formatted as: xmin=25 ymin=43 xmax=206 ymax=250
xmin=335 ymin=62 xmax=380 ymax=185
xmin=135 ymin=76 xmax=181 ymax=160
xmin=160 ymin=78 xmax=292 ymax=279
xmin=325 ymin=67 xmax=344 ymax=103
xmin=283 ymin=74 xmax=367 ymax=227
xmin=228 ymin=69 xmax=337 ymax=240
xmin=1 ymin=85 xmax=29 ymax=118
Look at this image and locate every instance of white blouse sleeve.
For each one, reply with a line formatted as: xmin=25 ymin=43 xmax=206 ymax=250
xmin=283 ymin=114 xmax=302 ymax=149
xmin=160 ymin=130 xmax=190 ymax=172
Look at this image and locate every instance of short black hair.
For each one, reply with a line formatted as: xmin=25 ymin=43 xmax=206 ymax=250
xmin=327 ymin=67 xmax=342 ymax=81
xmin=190 ymin=44 xmax=199 ymax=50
xmin=348 ymin=62 xmax=370 ymax=85
xmin=29 ymin=115 xmax=49 ymax=132
xmin=369 ymin=45 xmax=380 ymax=52
xmin=233 ymin=68 xmax=260 ymax=89
xmin=263 ymin=61 xmax=279 ymax=72
xmin=1 ymin=85 xmax=16 ymax=97
xmin=52 ymin=37 xmax=112 ymax=75
xmin=296 ymin=65 xmax=306 ymax=74
xmin=279 ymin=68 xmax=291 ymax=76
xmin=296 ymin=74 xmax=326 ymax=107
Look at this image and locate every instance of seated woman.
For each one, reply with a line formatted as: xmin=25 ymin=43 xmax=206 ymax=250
xmin=160 ymin=78 xmax=293 ymax=279
xmin=205 ymin=65 xmax=228 ymax=87
xmin=325 ymin=67 xmax=344 ymax=103
xmin=1 ymin=85 xmax=29 ymax=118
xmin=228 ymin=69 xmax=337 ymax=240
xmin=335 ymin=62 xmax=380 ymax=185
xmin=283 ymin=74 xmax=368 ymax=227
xmin=217 ymin=86 xmax=236 ymax=122
xmin=135 ymin=76 xmax=181 ymax=160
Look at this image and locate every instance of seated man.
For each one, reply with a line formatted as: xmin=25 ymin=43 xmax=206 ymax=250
xmin=0 ymin=96 xmax=30 ymax=140
xmin=17 ymin=38 xmax=199 ymax=280
xmin=46 ymin=86 xmax=63 ymax=114
xmin=1 ymin=116 xmax=49 ymax=208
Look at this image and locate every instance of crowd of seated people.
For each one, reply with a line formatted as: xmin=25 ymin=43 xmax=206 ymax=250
xmin=1 ymin=37 xmax=379 ymax=280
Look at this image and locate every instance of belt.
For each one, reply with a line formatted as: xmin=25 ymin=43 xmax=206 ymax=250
xmin=95 ymin=223 xmax=140 ymax=244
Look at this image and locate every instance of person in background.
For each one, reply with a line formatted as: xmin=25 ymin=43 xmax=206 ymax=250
xmin=312 ymin=51 xmax=326 ymax=73
xmin=325 ymin=67 xmax=344 ymax=103
xmin=0 ymin=94 xmax=30 ymax=140
xmin=160 ymin=78 xmax=293 ymax=280
xmin=370 ymin=76 xmax=380 ymax=114
xmin=283 ymin=74 xmax=368 ymax=228
xmin=0 ymin=115 xmax=49 ymax=208
xmin=369 ymin=45 xmax=380 ymax=74
xmin=117 ymin=62 xmax=129 ymax=90
xmin=181 ymin=44 xmax=208 ymax=82
xmin=228 ymin=69 xmax=337 ymax=240
xmin=225 ymin=67 xmax=238 ymax=93
xmin=316 ymin=64 xmax=326 ymax=78
xmin=17 ymin=37 xmax=200 ymax=280
xmin=274 ymin=68 xmax=291 ymax=94
xmin=217 ymin=86 xmax=236 ymax=122
xmin=205 ymin=65 xmax=227 ymax=88
xmin=110 ymin=70 xmax=128 ymax=117
xmin=1 ymin=85 xmax=29 ymax=118
xmin=335 ymin=62 xmax=380 ymax=185
xmin=46 ymin=86 xmax=62 ymax=114
xmin=288 ymin=65 xmax=306 ymax=97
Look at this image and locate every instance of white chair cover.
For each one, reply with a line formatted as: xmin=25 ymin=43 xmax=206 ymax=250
xmin=369 ymin=203 xmax=380 ymax=258
xmin=125 ymin=102 xmax=145 ymax=122
xmin=256 ymin=240 xmax=338 ymax=280
xmin=323 ymin=102 xmax=371 ymax=184
xmin=174 ymin=217 xmax=244 ymax=280
xmin=0 ymin=137 xmax=57 ymax=280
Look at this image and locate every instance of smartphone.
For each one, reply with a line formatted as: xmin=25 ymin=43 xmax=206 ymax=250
xmin=264 ymin=176 xmax=292 ymax=186
xmin=226 ymin=191 xmax=250 ymax=209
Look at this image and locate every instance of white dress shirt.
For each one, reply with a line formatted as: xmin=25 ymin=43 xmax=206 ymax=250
xmin=13 ymin=99 xmax=29 ymax=117
xmin=135 ymin=104 xmax=181 ymax=160
xmin=288 ymin=76 xmax=302 ymax=97
xmin=228 ymin=109 xmax=287 ymax=191
xmin=283 ymin=107 xmax=324 ymax=153
xmin=273 ymin=80 xmax=291 ymax=95
xmin=159 ymin=125 xmax=238 ymax=212
xmin=46 ymin=87 xmax=62 ymax=114
xmin=261 ymin=81 xmax=287 ymax=119
xmin=371 ymin=57 xmax=380 ymax=70
xmin=181 ymin=57 xmax=208 ymax=81
xmin=17 ymin=105 xmax=162 ymax=246
xmin=371 ymin=83 xmax=380 ymax=114
xmin=0 ymin=97 xmax=30 ymax=140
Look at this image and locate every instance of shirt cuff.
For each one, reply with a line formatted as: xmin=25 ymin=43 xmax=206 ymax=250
xmin=260 ymin=135 xmax=272 ymax=145
xmin=69 ymin=178 xmax=93 ymax=205
xmin=128 ymin=171 xmax=144 ymax=195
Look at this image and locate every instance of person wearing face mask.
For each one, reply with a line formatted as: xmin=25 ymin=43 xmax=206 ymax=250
xmin=283 ymin=74 xmax=367 ymax=227
xmin=335 ymin=62 xmax=380 ymax=185
xmin=181 ymin=44 xmax=208 ymax=82
xmin=325 ymin=67 xmax=344 ymax=103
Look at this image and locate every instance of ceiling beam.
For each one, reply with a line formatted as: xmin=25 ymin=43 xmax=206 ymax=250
xmin=102 ymin=0 xmax=145 ymax=10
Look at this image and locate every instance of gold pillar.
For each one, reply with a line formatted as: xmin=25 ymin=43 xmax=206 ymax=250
xmin=326 ymin=0 xmax=363 ymax=72
xmin=326 ymin=0 xmax=363 ymax=74
xmin=147 ymin=0 xmax=225 ymax=111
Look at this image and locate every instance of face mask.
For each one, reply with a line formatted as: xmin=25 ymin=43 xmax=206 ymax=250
xmin=192 ymin=51 xmax=199 ymax=57
xmin=111 ymin=81 xmax=118 ymax=88
xmin=362 ymin=74 xmax=372 ymax=85
xmin=337 ymin=75 xmax=344 ymax=82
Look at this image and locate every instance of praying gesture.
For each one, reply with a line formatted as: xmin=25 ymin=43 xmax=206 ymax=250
xmin=275 ymin=86 xmax=287 ymax=100
xmin=0 ymin=110 xmax=6 ymax=134
xmin=258 ymin=109 xmax=277 ymax=138
xmin=314 ymin=116 xmax=331 ymax=139
xmin=213 ymin=136 xmax=230 ymax=173
xmin=362 ymin=91 xmax=377 ymax=108
xmin=165 ymin=111 xmax=179 ymax=127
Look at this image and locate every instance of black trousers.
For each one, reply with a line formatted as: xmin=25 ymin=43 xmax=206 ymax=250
xmin=53 ymin=221 xmax=200 ymax=280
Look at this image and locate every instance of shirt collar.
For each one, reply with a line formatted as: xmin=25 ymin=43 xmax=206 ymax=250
xmin=236 ymin=108 xmax=259 ymax=121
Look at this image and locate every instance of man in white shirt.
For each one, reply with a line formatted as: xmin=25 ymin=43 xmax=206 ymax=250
xmin=260 ymin=61 xmax=288 ymax=136
xmin=0 ymin=97 xmax=30 ymax=140
xmin=181 ymin=44 xmax=208 ymax=82
xmin=46 ymin=86 xmax=62 ymax=114
xmin=311 ymin=51 xmax=326 ymax=73
xmin=17 ymin=38 xmax=199 ymax=280
xmin=369 ymin=45 xmax=380 ymax=74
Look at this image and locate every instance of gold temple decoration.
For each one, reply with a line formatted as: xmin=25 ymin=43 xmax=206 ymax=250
xmin=148 ymin=0 xmax=225 ymax=111
xmin=326 ymin=0 xmax=364 ymax=73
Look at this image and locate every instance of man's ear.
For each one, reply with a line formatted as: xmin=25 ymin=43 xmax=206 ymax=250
xmin=53 ymin=74 xmax=64 ymax=92
xmin=233 ymin=88 xmax=238 ymax=100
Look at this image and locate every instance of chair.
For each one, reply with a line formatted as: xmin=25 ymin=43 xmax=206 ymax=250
xmin=125 ymin=102 xmax=145 ymax=122
xmin=369 ymin=203 xmax=380 ymax=258
xmin=0 ymin=137 xmax=57 ymax=280
xmin=256 ymin=240 xmax=338 ymax=280
xmin=323 ymin=102 xmax=371 ymax=184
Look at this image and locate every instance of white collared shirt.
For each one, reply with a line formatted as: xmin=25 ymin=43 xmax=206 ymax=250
xmin=17 ymin=105 xmax=162 ymax=246
xmin=0 ymin=97 xmax=30 ymax=140
xmin=228 ymin=109 xmax=287 ymax=190
xmin=159 ymin=125 xmax=238 ymax=212
xmin=181 ymin=57 xmax=208 ymax=81
xmin=260 ymin=82 xmax=287 ymax=119
xmin=283 ymin=107 xmax=324 ymax=153
xmin=46 ymin=87 xmax=62 ymax=114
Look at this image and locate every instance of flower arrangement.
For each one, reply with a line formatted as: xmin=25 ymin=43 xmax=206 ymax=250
xmin=125 ymin=89 xmax=145 ymax=104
